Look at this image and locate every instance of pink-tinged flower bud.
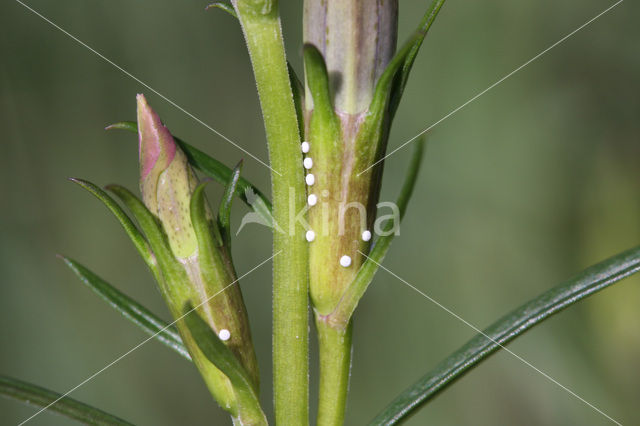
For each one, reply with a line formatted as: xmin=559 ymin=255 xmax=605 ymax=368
xmin=304 ymin=0 xmax=398 ymax=114
xmin=135 ymin=95 xmax=261 ymax=420
xmin=303 ymin=2 xmax=399 ymax=315
xmin=137 ymin=94 xmax=176 ymax=192
xmin=137 ymin=94 xmax=199 ymax=260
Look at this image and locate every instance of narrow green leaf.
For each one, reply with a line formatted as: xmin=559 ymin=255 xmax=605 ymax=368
xmin=371 ymin=245 xmax=640 ymax=425
xmin=106 ymin=185 xmax=188 ymax=297
xmin=69 ymin=178 xmax=158 ymax=277
xmin=288 ymin=62 xmax=305 ymax=139
xmin=104 ymin=121 xmax=137 ymax=132
xmin=303 ymin=44 xmax=336 ymax=123
xmin=105 ymin=185 xmax=169 ymax=259
xmin=190 ymin=181 xmax=230 ymax=282
xmin=60 ymin=256 xmax=190 ymax=361
xmin=353 ymin=33 xmax=427 ymax=168
xmin=106 ymin=121 xmax=273 ymax=227
xmin=182 ymin=303 xmax=254 ymax=389
xmin=190 ymin=180 xmax=262 ymax=389
xmin=366 ymin=0 xmax=447 ymax=126
xmin=0 ymin=375 xmax=134 ymax=425
xmin=218 ymin=161 xmax=243 ymax=249
xmin=182 ymin=303 xmax=267 ymax=424
xmin=388 ymin=0 xmax=447 ymax=120
xmin=205 ymin=1 xmax=237 ymax=18
xmin=328 ymin=138 xmax=426 ymax=327
xmin=303 ymin=43 xmax=343 ymax=170
xmin=367 ymin=33 xmax=425 ymax=126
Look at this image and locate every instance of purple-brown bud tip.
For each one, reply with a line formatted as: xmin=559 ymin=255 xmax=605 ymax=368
xmin=136 ymin=94 xmax=200 ymax=259
xmin=136 ymin=94 xmax=177 ymax=181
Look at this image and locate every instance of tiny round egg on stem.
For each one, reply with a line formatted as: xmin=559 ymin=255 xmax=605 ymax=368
xmin=303 ymin=157 xmax=313 ymax=169
xmin=305 ymin=174 xmax=315 ymax=186
xmin=218 ymin=329 xmax=231 ymax=341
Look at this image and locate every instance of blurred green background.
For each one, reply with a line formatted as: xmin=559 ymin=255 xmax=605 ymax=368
xmin=1 ymin=0 xmax=638 ymax=424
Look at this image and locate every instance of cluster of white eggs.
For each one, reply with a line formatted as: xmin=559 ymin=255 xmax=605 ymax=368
xmin=302 ymin=141 xmax=371 ymax=268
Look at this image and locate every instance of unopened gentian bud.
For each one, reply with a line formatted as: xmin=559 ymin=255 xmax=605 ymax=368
xmin=137 ymin=94 xmax=199 ymax=259
xmin=303 ymin=1 xmax=398 ymax=315
xmin=304 ymin=0 xmax=398 ymax=114
xmin=136 ymin=94 xmax=260 ymax=418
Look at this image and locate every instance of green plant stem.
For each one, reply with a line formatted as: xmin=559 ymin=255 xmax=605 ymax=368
xmin=315 ymin=319 xmax=352 ymax=426
xmin=370 ymin=244 xmax=640 ymax=425
xmin=233 ymin=1 xmax=309 ymax=424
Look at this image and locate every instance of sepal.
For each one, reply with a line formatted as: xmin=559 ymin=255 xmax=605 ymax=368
xmin=183 ymin=303 xmax=267 ymax=425
xmin=69 ymin=178 xmax=158 ymax=278
xmin=217 ymin=161 xmax=243 ymax=249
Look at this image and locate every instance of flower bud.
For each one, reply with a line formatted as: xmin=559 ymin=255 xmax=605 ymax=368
xmin=136 ymin=94 xmax=260 ymax=418
xmin=304 ymin=0 xmax=398 ymax=114
xmin=303 ymin=2 xmax=399 ymax=315
xmin=137 ymin=94 xmax=200 ymax=260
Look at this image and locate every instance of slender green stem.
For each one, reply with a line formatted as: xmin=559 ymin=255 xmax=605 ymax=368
xmin=233 ymin=1 xmax=309 ymax=424
xmin=315 ymin=319 xmax=352 ymax=426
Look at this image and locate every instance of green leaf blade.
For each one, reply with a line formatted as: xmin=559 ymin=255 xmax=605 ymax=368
xmin=205 ymin=1 xmax=237 ymax=18
xmin=69 ymin=178 xmax=158 ymax=277
xmin=105 ymin=185 xmax=173 ymax=268
xmin=388 ymin=0 xmax=447 ymax=119
xmin=288 ymin=63 xmax=305 ymax=139
xmin=218 ymin=161 xmax=243 ymax=248
xmin=106 ymin=184 xmax=192 ymax=307
xmin=61 ymin=256 xmax=191 ymax=361
xmin=0 ymin=375 xmax=135 ymax=426
xmin=303 ymin=44 xmax=335 ymax=121
xmin=370 ymin=245 xmax=640 ymax=425
xmin=365 ymin=0 xmax=446 ymax=127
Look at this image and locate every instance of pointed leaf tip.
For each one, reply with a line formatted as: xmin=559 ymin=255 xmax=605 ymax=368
xmin=303 ymin=44 xmax=334 ymax=118
xmin=105 ymin=121 xmax=137 ymax=132
xmin=69 ymin=177 xmax=158 ymax=276
xmin=218 ymin=161 xmax=243 ymax=248
xmin=206 ymin=2 xmax=238 ymax=18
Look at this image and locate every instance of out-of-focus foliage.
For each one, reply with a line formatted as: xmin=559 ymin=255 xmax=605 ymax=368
xmin=1 ymin=0 xmax=638 ymax=424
